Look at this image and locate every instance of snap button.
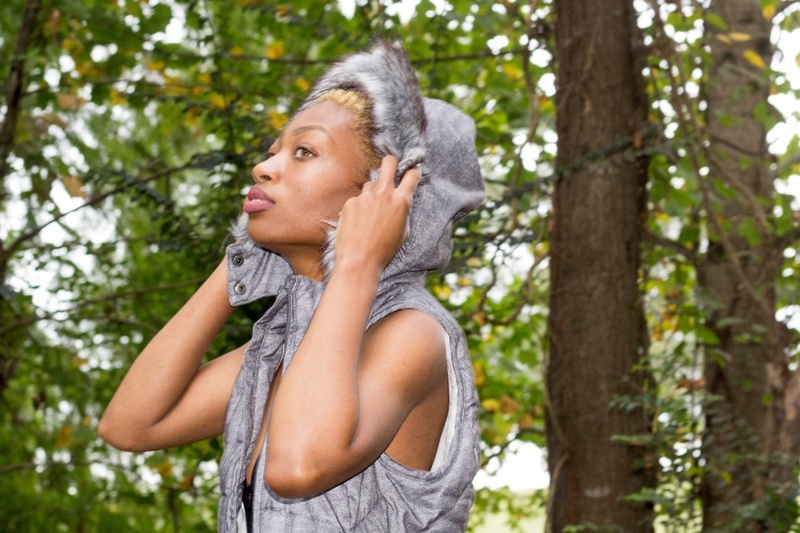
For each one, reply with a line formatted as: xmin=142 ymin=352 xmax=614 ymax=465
xmin=234 ymin=282 xmax=246 ymax=295
xmin=232 ymin=254 xmax=244 ymax=265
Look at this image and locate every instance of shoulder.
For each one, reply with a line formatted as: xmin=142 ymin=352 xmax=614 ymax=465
xmin=362 ymin=309 xmax=447 ymax=402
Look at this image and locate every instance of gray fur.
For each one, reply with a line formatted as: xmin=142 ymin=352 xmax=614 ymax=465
xmin=295 ymin=39 xmax=427 ymax=178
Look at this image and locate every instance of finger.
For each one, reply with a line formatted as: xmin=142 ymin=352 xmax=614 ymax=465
xmin=396 ymin=165 xmax=422 ymax=199
xmin=377 ymin=156 xmax=399 ymax=188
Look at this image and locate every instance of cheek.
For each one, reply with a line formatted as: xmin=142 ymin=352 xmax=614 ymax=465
xmin=308 ymin=184 xmax=361 ymax=222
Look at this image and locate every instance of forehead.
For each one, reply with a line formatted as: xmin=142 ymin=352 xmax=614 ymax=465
xmin=285 ymin=101 xmax=356 ymax=137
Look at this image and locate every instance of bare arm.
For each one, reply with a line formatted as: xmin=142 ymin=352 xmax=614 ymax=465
xmin=265 ymin=157 xmax=447 ymax=498
xmin=98 ymin=260 xmax=244 ymax=452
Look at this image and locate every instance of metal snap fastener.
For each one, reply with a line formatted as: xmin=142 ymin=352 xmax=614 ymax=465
xmin=234 ymin=282 xmax=246 ymax=294
xmin=232 ymin=254 xmax=244 ymax=265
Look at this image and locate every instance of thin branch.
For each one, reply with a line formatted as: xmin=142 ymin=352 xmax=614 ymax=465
xmin=0 ymin=278 xmax=204 ymax=336
xmin=2 ymin=158 xmax=219 ymax=262
xmin=480 ymin=427 xmax=545 ymax=468
xmin=646 ymin=231 xmax=697 ymax=262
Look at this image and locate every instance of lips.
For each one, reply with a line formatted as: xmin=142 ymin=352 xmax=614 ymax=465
xmin=243 ymin=187 xmax=275 ymax=214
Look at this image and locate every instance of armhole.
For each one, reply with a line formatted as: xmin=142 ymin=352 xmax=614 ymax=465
xmin=430 ymin=327 xmax=457 ymax=471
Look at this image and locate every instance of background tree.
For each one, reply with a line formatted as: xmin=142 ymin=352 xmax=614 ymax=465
xmin=640 ymin=0 xmax=800 ymax=530
xmin=654 ymin=0 xmax=800 ymax=529
xmin=545 ymin=0 xmax=654 ymax=530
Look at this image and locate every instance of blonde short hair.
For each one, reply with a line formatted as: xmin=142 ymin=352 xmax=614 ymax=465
xmin=316 ymin=89 xmax=382 ymax=176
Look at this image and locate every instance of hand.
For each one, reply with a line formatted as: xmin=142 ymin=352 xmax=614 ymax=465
xmin=334 ymin=156 xmax=421 ymax=274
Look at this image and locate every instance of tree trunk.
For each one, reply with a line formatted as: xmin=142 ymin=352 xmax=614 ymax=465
xmin=0 ymin=0 xmax=43 ymax=396
xmin=546 ymin=0 xmax=653 ymax=531
xmin=699 ymin=0 xmax=800 ymax=530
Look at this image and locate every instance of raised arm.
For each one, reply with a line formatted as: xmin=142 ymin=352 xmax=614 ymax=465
xmin=98 ymin=259 xmax=245 ymax=452
xmin=265 ymin=157 xmax=448 ymax=498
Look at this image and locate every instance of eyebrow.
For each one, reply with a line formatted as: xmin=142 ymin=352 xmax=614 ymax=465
xmin=287 ymin=124 xmax=330 ymax=138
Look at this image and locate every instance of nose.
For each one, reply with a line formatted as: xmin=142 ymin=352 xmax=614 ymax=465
xmin=251 ymin=157 xmax=279 ymax=183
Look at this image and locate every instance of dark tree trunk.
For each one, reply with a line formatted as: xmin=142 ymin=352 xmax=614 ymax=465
xmin=545 ymin=0 xmax=653 ymax=531
xmin=699 ymin=0 xmax=800 ymax=530
xmin=0 ymin=0 xmax=43 ymax=396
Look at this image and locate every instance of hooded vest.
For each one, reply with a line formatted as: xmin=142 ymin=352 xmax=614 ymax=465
xmin=217 ymin=43 xmax=484 ymax=532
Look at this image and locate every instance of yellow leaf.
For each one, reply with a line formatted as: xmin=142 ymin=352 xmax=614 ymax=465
xmin=433 ymin=284 xmax=451 ymax=300
xmin=473 ymin=361 xmax=485 ymax=387
xmin=268 ymin=109 xmax=288 ymax=131
xmin=743 ymin=49 xmax=767 ymax=70
xmin=294 ymin=77 xmax=310 ymax=92
xmin=500 ymin=395 xmax=521 ymax=413
xmin=75 ymin=61 xmax=99 ymax=77
xmin=209 ymin=93 xmax=227 ymax=108
xmin=763 ymin=4 xmax=776 ymax=20
xmin=457 ymin=277 xmax=471 ymax=287
xmin=156 ymin=461 xmax=174 ymax=479
xmin=62 ymin=36 xmax=83 ymax=54
xmin=166 ymin=83 xmax=190 ymax=97
xmin=62 ymin=175 xmax=87 ymax=198
xmin=466 ymin=257 xmax=482 ymax=268
xmin=481 ymin=398 xmax=501 ymax=412
xmin=728 ymin=32 xmax=752 ymax=42
xmin=82 ymin=416 xmax=92 ymax=427
xmin=716 ymin=34 xmax=731 ymax=45
xmin=472 ymin=311 xmax=486 ymax=326
xmin=109 ymin=88 xmax=126 ymax=106
xmin=518 ymin=412 xmax=534 ymax=429
xmin=179 ymin=474 xmax=194 ymax=491
xmin=533 ymin=242 xmax=549 ymax=260
xmin=231 ymin=45 xmax=244 ymax=57
xmin=145 ymin=59 xmax=165 ymax=72
xmin=197 ymin=72 xmax=211 ymax=85
xmin=56 ymin=425 xmax=73 ymax=448
xmin=266 ymin=41 xmax=285 ymax=60
xmin=502 ymin=64 xmax=522 ymax=82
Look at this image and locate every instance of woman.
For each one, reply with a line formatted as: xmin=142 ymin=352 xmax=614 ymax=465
xmin=99 ymin=40 xmax=483 ymax=532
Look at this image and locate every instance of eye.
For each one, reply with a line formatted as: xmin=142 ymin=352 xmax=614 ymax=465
xmin=294 ymin=146 xmax=314 ymax=158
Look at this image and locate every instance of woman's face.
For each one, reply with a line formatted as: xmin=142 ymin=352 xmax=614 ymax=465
xmin=244 ymin=101 xmax=369 ymax=269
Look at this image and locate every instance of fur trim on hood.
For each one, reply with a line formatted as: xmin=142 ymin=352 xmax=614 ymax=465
xmin=234 ymin=40 xmax=483 ymax=280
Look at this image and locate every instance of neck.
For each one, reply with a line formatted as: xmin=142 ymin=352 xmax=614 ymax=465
xmin=284 ymin=253 xmax=326 ymax=282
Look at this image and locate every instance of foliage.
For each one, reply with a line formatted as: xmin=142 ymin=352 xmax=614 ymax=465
xmin=1 ymin=0 xmax=799 ymax=530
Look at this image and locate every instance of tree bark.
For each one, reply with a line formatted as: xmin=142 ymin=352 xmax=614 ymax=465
xmin=0 ymin=0 xmax=42 ymax=186
xmin=0 ymin=0 xmax=43 ymax=396
xmin=699 ymin=0 xmax=800 ymax=530
xmin=546 ymin=0 xmax=653 ymax=531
